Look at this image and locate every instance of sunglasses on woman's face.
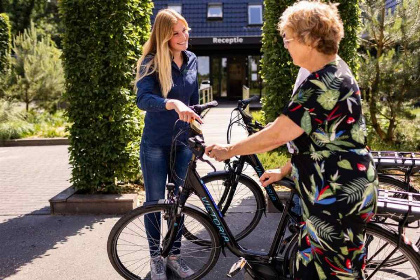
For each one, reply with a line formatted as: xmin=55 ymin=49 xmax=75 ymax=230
xmin=282 ymin=33 xmax=294 ymax=48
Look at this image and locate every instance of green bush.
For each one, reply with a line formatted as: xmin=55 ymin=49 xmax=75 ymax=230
xmin=0 ymin=13 xmax=11 ymax=75
xmin=0 ymin=99 xmax=33 ymax=140
xmin=261 ymin=0 xmax=297 ymax=123
xmin=335 ymin=0 xmax=361 ymax=75
xmin=59 ymin=0 xmax=152 ymax=193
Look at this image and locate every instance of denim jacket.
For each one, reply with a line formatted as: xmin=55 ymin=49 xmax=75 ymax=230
xmin=136 ymin=50 xmax=199 ymax=146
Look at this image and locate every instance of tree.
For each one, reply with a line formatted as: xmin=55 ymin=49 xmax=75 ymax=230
xmin=60 ymin=0 xmax=153 ymax=193
xmin=358 ymin=0 xmax=420 ymax=143
xmin=9 ymin=21 xmax=64 ymax=112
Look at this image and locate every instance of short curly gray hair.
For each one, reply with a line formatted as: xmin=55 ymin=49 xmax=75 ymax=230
xmin=278 ymin=1 xmax=344 ymax=55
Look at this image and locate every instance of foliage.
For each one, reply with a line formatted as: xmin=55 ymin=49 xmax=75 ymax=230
xmin=59 ymin=0 xmax=152 ymax=193
xmin=25 ymin=109 xmax=69 ymax=138
xmin=0 ymin=100 xmax=71 ymax=140
xmin=0 ymin=99 xmax=33 ymax=140
xmin=365 ymin=104 xmax=420 ymax=151
xmin=8 ymin=21 xmax=64 ymax=112
xmin=261 ymin=0 xmax=297 ymax=123
xmin=334 ymin=0 xmax=361 ymax=75
xmin=261 ymin=0 xmax=361 ymax=123
xmin=358 ymin=0 xmax=420 ymax=144
xmin=258 ymin=150 xmax=290 ymax=170
xmin=0 ymin=0 xmax=60 ymax=39
xmin=0 ymin=13 xmax=12 ymax=98
xmin=0 ymin=13 xmax=11 ymax=74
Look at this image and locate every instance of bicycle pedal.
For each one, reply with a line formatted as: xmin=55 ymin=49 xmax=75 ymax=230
xmin=227 ymin=257 xmax=247 ymax=278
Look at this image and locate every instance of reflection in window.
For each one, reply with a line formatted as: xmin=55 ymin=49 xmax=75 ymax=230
xmin=208 ymin=3 xmax=223 ymax=19
xmin=248 ymin=5 xmax=263 ymax=25
xmin=168 ymin=4 xmax=182 ymax=14
xmin=248 ymin=56 xmax=263 ymax=97
xmin=197 ymin=56 xmax=210 ymax=86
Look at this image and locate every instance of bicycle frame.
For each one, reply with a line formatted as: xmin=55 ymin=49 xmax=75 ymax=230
xmin=174 ymin=153 xmax=300 ymax=279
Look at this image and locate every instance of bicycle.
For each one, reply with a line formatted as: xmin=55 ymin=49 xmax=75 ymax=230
xmin=107 ymin=117 xmax=420 ymax=280
xmin=187 ymin=96 xmax=420 ymax=243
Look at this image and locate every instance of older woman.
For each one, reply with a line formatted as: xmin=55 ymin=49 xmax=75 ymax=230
xmin=205 ymin=1 xmax=378 ymax=279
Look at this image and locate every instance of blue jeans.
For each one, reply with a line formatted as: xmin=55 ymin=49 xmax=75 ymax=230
xmin=140 ymin=142 xmax=192 ymax=257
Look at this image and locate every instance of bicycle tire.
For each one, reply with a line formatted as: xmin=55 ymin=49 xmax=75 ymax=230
xmin=378 ymin=174 xmax=419 ymax=196
xmin=186 ymin=171 xmax=265 ymax=242
xmin=107 ymin=203 xmax=221 ymax=280
xmin=285 ymin=223 xmax=420 ymax=279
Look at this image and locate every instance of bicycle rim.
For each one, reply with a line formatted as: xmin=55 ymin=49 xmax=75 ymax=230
xmin=188 ymin=172 xmax=264 ymax=241
xmin=365 ymin=224 xmax=420 ymax=279
xmin=107 ymin=203 xmax=221 ymax=280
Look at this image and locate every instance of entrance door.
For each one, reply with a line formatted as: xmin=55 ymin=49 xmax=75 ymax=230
xmin=227 ymin=56 xmax=246 ymax=99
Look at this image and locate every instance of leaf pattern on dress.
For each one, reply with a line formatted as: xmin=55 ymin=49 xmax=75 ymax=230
xmin=285 ymin=58 xmax=378 ymax=279
xmin=338 ymin=178 xmax=370 ymax=204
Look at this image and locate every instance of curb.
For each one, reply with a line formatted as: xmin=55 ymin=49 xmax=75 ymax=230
xmin=49 ymin=186 xmax=139 ymax=215
xmin=0 ymin=138 xmax=69 ymax=147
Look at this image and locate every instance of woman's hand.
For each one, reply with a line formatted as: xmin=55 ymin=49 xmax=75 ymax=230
xmin=166 ymin=100 xmax=202 ymax=123
xmin=205 ymin=144 xmax=233 ymax=162
xmin=259 ymin=169 xmax=285 ymax=188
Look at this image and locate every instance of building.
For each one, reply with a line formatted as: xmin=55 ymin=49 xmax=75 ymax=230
xmin=152 ymin=0 xmax=264 ymax=100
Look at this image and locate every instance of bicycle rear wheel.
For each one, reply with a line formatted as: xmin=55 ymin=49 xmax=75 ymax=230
xmin=285 ymin=223 xmax=420 ymax=279
xmin=365 ymin=223 xmax=420 ymax=279
xmin=378 ymin=174 xmax=419 ymax=196
xmin=187 ymin=172 xmax=265 ymax=241
xmin=107 ymin=203 xmax=221 ymax=280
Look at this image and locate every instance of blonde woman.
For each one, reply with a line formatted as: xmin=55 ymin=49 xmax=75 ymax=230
xmin=136 ymin=9 xmax=200 ymax=280
xmin=206 ymin=1 xmax=377 ymax=279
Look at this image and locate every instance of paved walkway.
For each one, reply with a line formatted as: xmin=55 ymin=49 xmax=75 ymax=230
xmin=0 ymin=103 xmax=279 ymax=280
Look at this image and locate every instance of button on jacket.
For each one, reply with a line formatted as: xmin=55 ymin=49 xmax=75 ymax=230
xmin=136 ymin=50 xmax=199 ymax=146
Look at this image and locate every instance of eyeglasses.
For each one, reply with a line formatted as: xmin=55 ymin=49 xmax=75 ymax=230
xmin=282 ymin=33 xmax=294 ymax=48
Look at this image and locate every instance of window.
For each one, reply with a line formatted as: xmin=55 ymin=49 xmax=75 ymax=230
xmin=248 ymin=5 xmax=263 ymax=25
xmin=168 ymin=4 xmax=182 ymax=14
xmin=207 ymin=3 xmax=223 ymax=19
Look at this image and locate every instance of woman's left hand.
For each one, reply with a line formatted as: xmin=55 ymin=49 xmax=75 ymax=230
xmin=205 ymin=144 xmax=233 ymax=162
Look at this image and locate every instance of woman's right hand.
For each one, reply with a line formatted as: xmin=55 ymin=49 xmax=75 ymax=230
xmin=259 ymin=169 xmax=285 ymax=187
xmin=166 ymin=100 xmax=202 ymax=123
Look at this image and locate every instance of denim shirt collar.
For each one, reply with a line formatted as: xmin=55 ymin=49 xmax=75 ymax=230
xmin=171 ymin=50 xmax=190 ymax=73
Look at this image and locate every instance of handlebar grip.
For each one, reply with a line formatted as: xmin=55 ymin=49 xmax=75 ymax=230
xmin=240 ymin=95 xmax=259 ymax=106
xmin=190 ymin=101 xmax=219 ymax=116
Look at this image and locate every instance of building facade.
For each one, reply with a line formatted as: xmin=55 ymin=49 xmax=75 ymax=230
xmin=152 ymin=0 xmax=264 ymax=99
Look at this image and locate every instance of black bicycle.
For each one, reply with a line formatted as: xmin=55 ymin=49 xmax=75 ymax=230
xmin=107 ymin=116 xmax=420 ymax=280
xmin=187 ymin=96 xmax=420 ymax=243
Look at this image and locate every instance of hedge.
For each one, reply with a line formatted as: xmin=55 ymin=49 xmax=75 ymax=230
xmin=59 ymin=0 xmax=153 ymax=193
xmin=0 ymin=13 xmax=11 ymax=74
xmin=261 ymin=0 xmax=297 ymax=123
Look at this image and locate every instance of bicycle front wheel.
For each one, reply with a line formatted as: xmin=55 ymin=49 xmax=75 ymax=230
xmin=188 ymin=172 xmax=265 ymax=241
xmin=107 ymin=203 xmax=221 ymax=280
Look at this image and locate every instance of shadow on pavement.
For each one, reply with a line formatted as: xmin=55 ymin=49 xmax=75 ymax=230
xmin=0 ymin=208 xmax=108 ymax=279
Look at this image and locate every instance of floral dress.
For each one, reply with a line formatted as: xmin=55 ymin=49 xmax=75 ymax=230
xmin=283 ymin=58 xmax=378 ymax=280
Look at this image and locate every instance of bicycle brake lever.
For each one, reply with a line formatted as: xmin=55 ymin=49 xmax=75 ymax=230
xmin=199 ymin=157 xmax=216 ymax=172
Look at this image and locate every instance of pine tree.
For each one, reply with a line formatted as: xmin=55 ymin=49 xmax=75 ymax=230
xmin=9 ymin=21 xmax=64 ymax=112
xmin=358 ymin=0 xmax=420 ymax=143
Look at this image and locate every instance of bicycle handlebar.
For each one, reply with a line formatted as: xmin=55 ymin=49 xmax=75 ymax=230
xmin=238 ymin=95 xmax=259 ymax=110
xmin=190 ymin=101 xmax=218 ymax=117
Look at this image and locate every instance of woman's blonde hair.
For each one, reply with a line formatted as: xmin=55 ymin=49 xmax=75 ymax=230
xmin=278 ymin=1 xmax=344 ymax=55
xmin=135 ymin=9 xmax=190 ymax=98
